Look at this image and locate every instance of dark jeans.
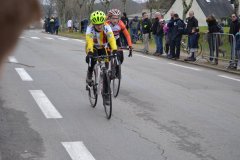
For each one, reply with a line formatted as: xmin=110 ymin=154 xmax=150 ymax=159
xmin=154 ymin=34 xmax=163 ymax=54
xmin=131 ymin=29 xmax=138 ymax=43
xmin=170 ymin=37 xmax=181 ymax=58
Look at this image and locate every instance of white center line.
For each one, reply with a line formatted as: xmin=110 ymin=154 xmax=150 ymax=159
xmin=62 ymin=142 xmax=96 ymax=160
xmin=15 ymin=68 xmax=33 ymax=81
xmin=30 ymin=90 xmax=63 ymax=119
xmin=218 ymin=75 xmax=240 ymax=82
xmin=134 ymin=54 xmax=157 ymax=60
xmin=72 ymin=39 xmax=86 ymax=43
xmin=168 ymin=63 xmax=201 ymax=71
xmin=44 ymin=37 xmax=54 ymax=40
xmin=58 ymin=37 xmax=69 ymax=41
xmin=8 ymin=56 xmax=18 ymax=63
xmin=31 ymin=37 xmax=40 ymax=39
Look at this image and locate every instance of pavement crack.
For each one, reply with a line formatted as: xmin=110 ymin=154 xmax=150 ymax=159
xmin=6 ymin=62 xmax=35 ymax=68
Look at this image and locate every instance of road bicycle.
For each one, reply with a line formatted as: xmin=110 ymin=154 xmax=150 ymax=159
xmin=110 ymin=51 xmax=121 ymax=98
xmin=86 ymin=54 xmax=117 ymax=119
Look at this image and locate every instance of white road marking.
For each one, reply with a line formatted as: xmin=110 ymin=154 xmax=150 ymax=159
xmin=31 ymin=37 xmax=40 ymax=39
xmin=218 ymin=75 xmax=240 ymax=82
xmin=134 ymin=54 xmax=157 ymax=60
xmin=168 ymin=63 xmax=201 ymax=71
xmin=72 ymin=39 xmax=86 ymax=43
xmin=62 ymin=142 xmax=96 ymax=160
xmin=8 ymin=56 xmax=18 ymax=63
xmin=58 ymin=37 xmax=69 ymax=41
xmin=30 ymin=90 xmax=63 ymax=119
xmin=44 ymin=37 xmax=54 ymax=40
xmin=19 ymin=36 xmax=25 ymax=39
xmin=15 ymin=68 xmax=33 ymax=81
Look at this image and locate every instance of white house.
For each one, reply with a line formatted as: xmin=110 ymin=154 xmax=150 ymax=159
xmin=165 ymin=0 xmax=233 ymax=26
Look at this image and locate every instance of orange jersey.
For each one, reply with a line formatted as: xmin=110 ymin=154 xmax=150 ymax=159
xmin=106 ymin=20 xmax=132 ymax=47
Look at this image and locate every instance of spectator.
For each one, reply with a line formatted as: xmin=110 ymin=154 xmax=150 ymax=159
xmin=55 ymin=17 xmax=60 ymax=35
xmin=129 ymin=16 xmax=140 ymax=44
xmin=152 ymin=12 xmax=164 ymax=56
xmin=235 ymin=29 xmax=240 ymax=70
xmin=49 ymin=16 xmax=55 ymax=34
xmin=229 ymin=13 xmax=240 ymax=64
xmin=168 ymin=13 xmax=185 ymax=59
xmin=184 ymin=27 xmax=200 ymax=61
xmin=120 ymin=12 xmax=129 ymax=47
xmin=0 ymin=0 xmax=41 ymax=67
xmin=163 ymin=21 xmax=170 ymax=55
xmin=141 ymin=12 xmax=152 ymax=54
xmin=206 ymin=15 xmax=221 ymax=63
xmin=186 ymin=11 xmax=199 ymax=47
xmin=167 ymin=11 xmax=175 ymax=57
xmin=67 ymin=19 xmax=73 ymax=32
xmin=229 ymin=14 xmax=240 ymax=36
xmin=83 ymin=18 xmax=89 ymax=33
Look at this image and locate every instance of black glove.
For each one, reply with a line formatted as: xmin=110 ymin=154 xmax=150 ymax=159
xmin=112 ymin=50 xmax=117 ymax=55
xmin=86 ymin=51 xmax=93 ymax=63
xmin=128 ymin=46 xmax=133 ymax=57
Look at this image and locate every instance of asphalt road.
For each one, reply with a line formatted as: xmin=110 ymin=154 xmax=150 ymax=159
xmin=0 ymin=30 xmax=240 ymax=160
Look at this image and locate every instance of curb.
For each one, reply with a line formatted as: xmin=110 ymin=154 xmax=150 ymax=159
xmin=133 ymin=49 xmax=240 ymax=76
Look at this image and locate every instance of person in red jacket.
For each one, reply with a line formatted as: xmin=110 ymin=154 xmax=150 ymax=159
xmin=106 ymin=9 xmax=133 ymax=63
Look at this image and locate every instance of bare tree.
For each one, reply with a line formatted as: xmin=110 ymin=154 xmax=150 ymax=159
xmin=146 ymin=0 xmax=161 ymax=19
xmin=233 ymin=0 xmax=240 ymax=15
xmin=100 ymin=0 xmax=113 ymax=13
xmin=41 ymin=0 xmax=55 ymax=18
xmin=182 ymin=0 xmax=193 ymax=20
xmin=87 ymin=0 xmax=96 ymax=15
xmin=122 ymin=0 xmax=127 ymax=13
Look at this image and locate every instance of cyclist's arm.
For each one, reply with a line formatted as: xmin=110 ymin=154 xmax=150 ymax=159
xmin=85 ymin=26 xmax=94 ymax=53
xmin=120 ymin=20 xmax=132 ymax=47
xmin=105 ymin=25 xmax=117 ymax=51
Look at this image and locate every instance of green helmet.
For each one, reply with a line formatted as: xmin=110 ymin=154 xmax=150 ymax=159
xmin=90 ymin=11 xmax=106 ymax=25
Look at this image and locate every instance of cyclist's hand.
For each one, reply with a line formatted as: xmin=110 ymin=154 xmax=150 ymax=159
xmin=86 ymin=51 xmax=93 ymax=63
xmin=128 ymin=46 xmax=133 ymax=57
xmin=112 ymin=50 xmax=118 ymax=55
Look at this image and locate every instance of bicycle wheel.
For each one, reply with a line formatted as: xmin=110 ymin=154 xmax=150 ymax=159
xmin=112 ymin=61 xmax=121 ymax=98
xmin=102 ymin=70 xmax=112 ymax=119
xmin=196 ymin=43 xmax=202 ymax=58
xmin=88 ymin=70 xmax=98 ymax=108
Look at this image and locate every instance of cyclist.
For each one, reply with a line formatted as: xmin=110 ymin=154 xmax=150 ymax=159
xmin=106 ymin=9 xmax=133 ymax=62
xmin=85 ymin=10 xmax=117 ymax=84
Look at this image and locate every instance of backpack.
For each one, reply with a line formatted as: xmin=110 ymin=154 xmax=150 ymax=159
xmin=217 ymin=24 xmax=224 ymax=33
xmin=177 ymin=19 xmax=187 ymax=35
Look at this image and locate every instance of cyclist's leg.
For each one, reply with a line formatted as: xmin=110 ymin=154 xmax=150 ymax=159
xmin=116 ymin=38 xmax=124 ymax=64
xmin=86 ymin=48 xmax=97 ymax=83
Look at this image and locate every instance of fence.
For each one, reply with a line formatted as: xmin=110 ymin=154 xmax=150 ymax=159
xmin=199 ymin=33 xmax=238 ymax=68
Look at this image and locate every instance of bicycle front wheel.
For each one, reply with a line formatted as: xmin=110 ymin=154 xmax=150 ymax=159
xmin=102 ymin=71 xmax=112 ymax=119
xmin=112 ymin=63 xmax=121 ymax=98
xmin=88 ymin=70 xmax=98 ymax=108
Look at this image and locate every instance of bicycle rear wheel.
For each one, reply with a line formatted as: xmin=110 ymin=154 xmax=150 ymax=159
xmin=102 ymin=70 xmax=112 ymax=119
xmin=112 ymin=61 xmax=121 ymax=98
xmin=88 ymin=70 xmax=98 ymax=108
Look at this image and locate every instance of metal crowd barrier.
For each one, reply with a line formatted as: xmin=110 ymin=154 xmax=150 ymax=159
xmin=200 ymin=33 xmax=238 ymax=68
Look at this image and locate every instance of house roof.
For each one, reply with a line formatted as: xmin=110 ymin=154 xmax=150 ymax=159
xmin=197 ymin=0 xmax=233 ymax=18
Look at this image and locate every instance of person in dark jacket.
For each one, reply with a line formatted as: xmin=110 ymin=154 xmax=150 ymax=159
xmin=141 ymin=12 xmax=152 ymax=53
xmin=206 ymin=15 xmax=221 ymax=63
xmin=129 ymin=16 xmax=140 ymax=44
xmin=229 ymin=14 xmax=240 ymax=62
xmin=166 ymin=11 xmax=175 ymax=56
xmin=184 ymin=27 xmax=199 ymax=61
xmin=152 ymin=12 xmax=164 ymax=55
xmin=235 ymin=29 xmax=240 ymax=70
xmin=168 ymin=13 xmax=184 ymax=59
xmin=229 ymin=14 xmax=240 ymax=36
xmin=186 ymin=11 xmax=198 ymax=49
xmin=49 ymin=16 xmax=55 ymax=34
xmin=54 ymin=17 xmax=60 ymax=35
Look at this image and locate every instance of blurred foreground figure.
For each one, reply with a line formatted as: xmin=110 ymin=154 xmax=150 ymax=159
xmin=0 ymin=0 xmax=41 ymax=66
